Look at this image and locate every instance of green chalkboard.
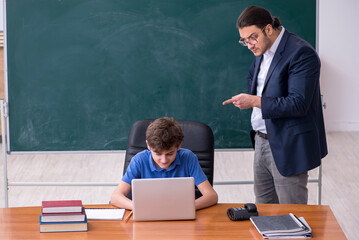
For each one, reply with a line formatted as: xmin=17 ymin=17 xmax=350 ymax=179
xmin=6 ymin=0 xmax=316 ymax=151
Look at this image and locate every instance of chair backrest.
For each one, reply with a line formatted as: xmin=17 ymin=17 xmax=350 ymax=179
xmin=123 ymin=119 xmax=214 ymax=199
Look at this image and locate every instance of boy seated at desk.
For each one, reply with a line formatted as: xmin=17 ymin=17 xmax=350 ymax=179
xmin=111 ymin=117 xmax=218 ymax=210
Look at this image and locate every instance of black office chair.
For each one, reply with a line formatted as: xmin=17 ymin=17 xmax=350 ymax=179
xmin=123 ymin=119 xmax=214 ymax=199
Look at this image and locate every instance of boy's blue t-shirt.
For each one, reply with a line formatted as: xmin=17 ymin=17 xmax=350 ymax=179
xmin=122 ymin=148 xmax=207 ymax=186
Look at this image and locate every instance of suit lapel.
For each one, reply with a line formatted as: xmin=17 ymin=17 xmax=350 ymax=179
xmin=262 ymin=30 xmax=289 ymax=92
xmin=250 ymin=56 xmax=262 ymax=95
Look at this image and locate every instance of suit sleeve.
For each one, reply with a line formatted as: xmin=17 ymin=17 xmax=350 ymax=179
xmin=261 ymin=46 xmax=321 ymax=119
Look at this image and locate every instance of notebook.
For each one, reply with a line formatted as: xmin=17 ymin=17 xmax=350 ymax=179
xmin=131 ymin=177 xmax=196 ymax=221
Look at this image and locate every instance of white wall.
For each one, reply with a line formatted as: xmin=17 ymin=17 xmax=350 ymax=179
xmin=319 ymin=0 xmax=359 ymax=131
xmin=0 ymin=0 xmax=3 ymax=31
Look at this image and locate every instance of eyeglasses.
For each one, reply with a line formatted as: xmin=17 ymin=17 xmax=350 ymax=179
xmin=238 ymin=26 xmax=267 ymax=47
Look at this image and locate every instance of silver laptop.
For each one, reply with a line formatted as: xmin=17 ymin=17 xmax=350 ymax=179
xmin=131 ymin=177 xmax=196 ymax=221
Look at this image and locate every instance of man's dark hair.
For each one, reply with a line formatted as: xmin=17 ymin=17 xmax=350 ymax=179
xmin=146 ymin=117 xmax=184 ymax=152
xmin=236 ymin=6 xmax=281 ymax=30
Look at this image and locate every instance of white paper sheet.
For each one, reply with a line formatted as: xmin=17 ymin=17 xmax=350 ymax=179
xmin=85 ymin=208 xmax=125 ymax=220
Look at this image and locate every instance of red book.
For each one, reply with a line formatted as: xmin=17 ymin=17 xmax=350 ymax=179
xmin=42 ymin=200 xmax=83 ymax=214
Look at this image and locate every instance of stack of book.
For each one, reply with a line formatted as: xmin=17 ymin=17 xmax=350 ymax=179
xmin=250 ymin=213 xmax=312 ymax=239
xmin=39 ymin=200 xmax=88 ymax=233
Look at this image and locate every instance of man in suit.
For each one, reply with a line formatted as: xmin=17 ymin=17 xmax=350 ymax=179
xmin=223 ymin=6 xmax=327 ymax=204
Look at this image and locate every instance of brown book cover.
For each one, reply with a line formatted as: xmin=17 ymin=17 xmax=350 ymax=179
xmin=39 ymin=216 xmax=88 ymax=233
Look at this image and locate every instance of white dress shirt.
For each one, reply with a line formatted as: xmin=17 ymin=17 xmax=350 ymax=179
xmin=251 ymin=27 xmax=285 ymax=133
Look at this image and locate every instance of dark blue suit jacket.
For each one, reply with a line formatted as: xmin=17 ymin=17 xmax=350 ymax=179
xmin=248 ymin=30 xmax=328 ymax=177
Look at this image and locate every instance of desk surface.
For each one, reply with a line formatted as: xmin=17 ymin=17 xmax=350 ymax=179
xmin=0 ymin=203 xmax=346 ymax=240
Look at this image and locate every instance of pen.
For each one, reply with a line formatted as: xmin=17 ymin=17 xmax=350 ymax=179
xmin=124 ymin=210 xmax=133 ymax=223
xmin=291 ymin=213 xmax=309 ymax=231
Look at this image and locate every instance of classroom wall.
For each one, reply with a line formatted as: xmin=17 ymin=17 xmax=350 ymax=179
xmin=319 ymin=0 xmax=359 ymax=131
xmin=0 ymin=0 xmax=3 ymax=32
xmin=0 ymin=0 xmax=4 ymax=137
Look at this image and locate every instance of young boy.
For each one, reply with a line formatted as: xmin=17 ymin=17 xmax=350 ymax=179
xmin=110 ymin=117 xmax=218 ymax=210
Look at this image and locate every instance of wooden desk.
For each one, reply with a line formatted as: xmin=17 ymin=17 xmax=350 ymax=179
xmin=0 ymin=204 xmax=346 ymax=239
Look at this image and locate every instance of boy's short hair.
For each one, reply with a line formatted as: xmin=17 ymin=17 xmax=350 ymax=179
xmin=146 ymin=117 xmax=184 ymax=152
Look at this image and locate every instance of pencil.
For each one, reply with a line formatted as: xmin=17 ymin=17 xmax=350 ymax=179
xmin=124 ymin=210 xmax=133 ymax=223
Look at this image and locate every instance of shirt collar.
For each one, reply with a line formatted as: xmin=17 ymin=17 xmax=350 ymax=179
xmin=149 ymin=150 xmax=182 ymax=172
xmin=264 ymin=26 xmax=285 ymax=57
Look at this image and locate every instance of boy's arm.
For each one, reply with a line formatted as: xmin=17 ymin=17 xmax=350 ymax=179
xmin=110 ymin=180 xmax=133 ymax=210
xmin=195 ymin=179 xmax=218 ymax=210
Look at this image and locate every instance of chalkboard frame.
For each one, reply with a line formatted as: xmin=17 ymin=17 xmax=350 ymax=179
xmin=4 ymin=0 xmax=317 ymax=152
